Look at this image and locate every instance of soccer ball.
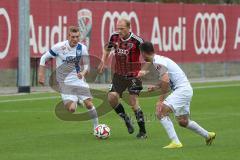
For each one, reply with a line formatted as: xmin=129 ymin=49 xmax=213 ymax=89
xmin=94 ymin=124 xmax=110 ymax=139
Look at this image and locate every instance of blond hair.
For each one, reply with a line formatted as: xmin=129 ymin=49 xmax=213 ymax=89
xmin=118 ymin=18 xmax=131 ymax=28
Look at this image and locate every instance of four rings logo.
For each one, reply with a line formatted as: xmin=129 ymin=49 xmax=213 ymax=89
xmin=193 ymin=13 xmax=226 ymax=54
xmin=101 ymin=11 xmax=140 ymax=48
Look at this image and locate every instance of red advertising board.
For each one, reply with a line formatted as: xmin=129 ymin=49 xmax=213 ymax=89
xmin=1 ymin=0 xmax=240 ymax=69
xmin=0 ymin=0 xmax=18 ymax=68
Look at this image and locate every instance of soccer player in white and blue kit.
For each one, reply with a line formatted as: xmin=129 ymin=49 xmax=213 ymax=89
xmin=138 ymin=42 xmax=216 ymax=148
xmin=38 ymin=26 xmax=98 ymax=132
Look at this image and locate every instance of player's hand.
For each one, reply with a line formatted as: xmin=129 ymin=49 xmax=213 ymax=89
xmin=77 ymin=72 xmax=84 ymax=79
xmin=97 ymin=61 xmax=105 ymax=74
xmin=147 ymin=85 xmax=156 ymax=92
xmin=38 ymin=75 xmax=45 ymax=85
xmin=137 ymin=70 xmax=147 ymax=78
xmin=155 ymin=101 xmax=163 ymax=119
xmin=38 ymin=65 xmax=46 ymax=85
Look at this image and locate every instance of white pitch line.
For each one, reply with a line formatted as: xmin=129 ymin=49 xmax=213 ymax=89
xmin=0 ymin=110 xmax=52 ymax=113
xmin=0 ymin=83 xmax=239 ymax=103
xmin=0 ymin=96 xmax=59 ymax=103
xmin=193 ymin=83 xmax=240 ymax=89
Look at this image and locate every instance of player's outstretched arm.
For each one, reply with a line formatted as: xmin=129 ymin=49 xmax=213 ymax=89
xmin=38 ymin=51 xmax=55 ymax=85
xmin=137 ymin=62 xmax=151 ymax=78
xmin=158 ymin=73 xmax=170 ymax=102
xmin=147 ymin=84 xmax=159 ymax=92
xmin=97 ymin=47 xmax=110 ymax=74
xmin=77 ymin=55 xmax=90 ymax=79
xmin=38 ymin=65 xmax=46 ymax=85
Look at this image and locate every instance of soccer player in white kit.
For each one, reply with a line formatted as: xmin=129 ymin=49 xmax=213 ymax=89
xmin=138 ymin=42 xmax=216 ymax=148
xmin=38 ymin=26 xmax=98 ymax=132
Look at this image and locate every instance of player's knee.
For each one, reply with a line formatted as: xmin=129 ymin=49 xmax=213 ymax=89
xmin=129 ymin=101 xmax=136 ymax=107
xmin=129 ymin=95 xmax=138 ymax=107
xmin=129 ymin=100 xmax=137 ymax=108
xmin=84 ymin=99 xmax=93 ymax=109
xmin=155 ymin=103 xmax=166 ymax=119
xmin=67 ymin=107 xmax=76 ymax=113
xmin=108 ymin=92 xmax=118 ymax=99
xmin=65 ymin=101 xmax=76 ymax=113
xmin=178 ymin=118 xmax=188 ymax=127
xmin=108 ymin=92 xmax=119 ymax=107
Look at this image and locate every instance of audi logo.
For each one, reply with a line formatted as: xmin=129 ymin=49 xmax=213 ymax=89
xmin=193 ymin=13 xmax=226 ymax=54
xmin=101 ymin=11 xmax=140 ymax=48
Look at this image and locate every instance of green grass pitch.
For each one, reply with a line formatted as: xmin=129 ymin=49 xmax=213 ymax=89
xmin=0 ymin=81 xmax=240 ymax=160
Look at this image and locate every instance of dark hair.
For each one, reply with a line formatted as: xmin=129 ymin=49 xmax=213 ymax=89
xmin=68 ymin=26 xmax=80 ymax=33
xmin=139 ymin=41 xmax=154 ymax=54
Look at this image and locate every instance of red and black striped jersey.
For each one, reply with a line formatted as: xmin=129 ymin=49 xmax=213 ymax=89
xmin=107 ymin=32 xmax=143 ymax=77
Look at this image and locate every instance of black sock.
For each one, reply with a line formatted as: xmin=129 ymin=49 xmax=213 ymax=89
xmin=114 ymin=103 xmax=131 ymax=123
xmin=135 ymin=108 xmax=146 ymax=133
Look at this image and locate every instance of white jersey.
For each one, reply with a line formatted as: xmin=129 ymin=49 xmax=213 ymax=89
xmin=40 ymin=40 xmax=89 ymax=84
xmin=153 ymin=54 xmax=190 ymax=90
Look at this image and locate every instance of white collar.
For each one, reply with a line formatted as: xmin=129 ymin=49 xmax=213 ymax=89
xmin=67 ymin=40 xmax=78 ymax=49
xmin=121 ymin=32 xmax=132 ymax=41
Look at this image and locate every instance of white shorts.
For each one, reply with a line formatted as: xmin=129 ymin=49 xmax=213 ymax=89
xmin=60 ymin=79 xmax=92 ymax=104
xmin=163 ymin=84 xmax=193 ymax=116
xmin=61 ymin=94 xmax=91 ymax=104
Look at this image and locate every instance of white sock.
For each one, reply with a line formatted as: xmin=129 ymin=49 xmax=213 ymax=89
xmin=186 ymin=120 xmax=209 ymax=138
xmin=88 ymin=106 xmax=99 ymax=129
xmin=160 ymin=116 xmax=181 ymax=144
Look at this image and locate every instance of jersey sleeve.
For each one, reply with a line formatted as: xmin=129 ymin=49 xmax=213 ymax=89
xmin=157 ymin=58 xmax=167 ymax=68
xmin=39 ymin=42 xmax=61 ymax=66
xmin=154 ymin=56 xmax=168 ymax=77
xmin=132 ymin=33 xmax=144 ymax=49
xmin=39 ymin=51 xmax=54 ymax=66
xmin=49 ymin=43 xmax=61 ymax=57
xmin=81 ymin=44 xmax=89 ymax=56
xmin=81 ymin=44 xmax=90 ymax=71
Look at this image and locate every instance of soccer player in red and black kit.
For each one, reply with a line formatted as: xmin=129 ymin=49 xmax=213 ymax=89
xmin=98 ymin=18 xmax=147 ymax=138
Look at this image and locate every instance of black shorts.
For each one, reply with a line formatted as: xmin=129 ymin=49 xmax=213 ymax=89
xmin=109 ymin=73 xmax=143 ymax=97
